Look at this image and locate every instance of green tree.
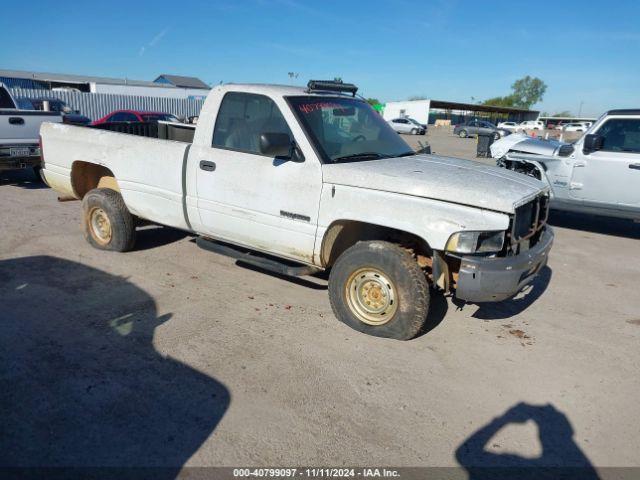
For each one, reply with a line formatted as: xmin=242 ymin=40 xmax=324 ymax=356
xmin=481 ymin=95 xmax=518 ymax=108
xmin=482 ymin=76 xmax=547 ymax=109
xmin=366 ymin=98 xmax=381 ymax=106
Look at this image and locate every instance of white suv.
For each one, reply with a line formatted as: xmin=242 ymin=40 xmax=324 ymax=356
xmin=515 ymin=120 xmax=544 ymax=132
xmin=497 ymin=121 xmax=518 ymax=131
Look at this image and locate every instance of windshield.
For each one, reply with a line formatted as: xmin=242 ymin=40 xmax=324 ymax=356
xmin=288 ymin=96 xmax=414 ymax=163
xmin=408 ymin=118 xmax=422 ymax=126
xmin=142 ymin=113 xmax=180 ymax=122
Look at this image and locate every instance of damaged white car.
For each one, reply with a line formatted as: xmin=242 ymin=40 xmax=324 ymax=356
xmin=492 ymin=110 xmax=640 ymax=220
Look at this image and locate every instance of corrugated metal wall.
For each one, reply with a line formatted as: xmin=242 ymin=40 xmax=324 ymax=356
xmin=9 ymin=87 xmax=205 ymax=121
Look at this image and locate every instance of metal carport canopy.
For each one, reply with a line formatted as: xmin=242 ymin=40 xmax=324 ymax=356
xmin=429 ymin=99 xmax=538 ymax=116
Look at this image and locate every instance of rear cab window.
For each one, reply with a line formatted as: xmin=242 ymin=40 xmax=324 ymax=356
xmin=0 ymin=87 xmax=17 ymax=109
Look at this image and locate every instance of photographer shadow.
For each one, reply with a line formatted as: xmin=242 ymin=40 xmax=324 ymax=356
xmin=455 ymin=403 xmax=600 ymax=480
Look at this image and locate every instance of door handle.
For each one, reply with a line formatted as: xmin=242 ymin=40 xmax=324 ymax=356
xmin=629 ymin=163 xmax=640 ymax=170
xmin=9 ymin=117 xmax=25 ymax=125
xmin=573 ymin=162 xmax=586 ymax=167
xmin=199 ymin=160 xmax=216 ymax=172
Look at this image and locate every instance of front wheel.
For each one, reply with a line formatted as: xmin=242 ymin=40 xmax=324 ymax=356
xmin=328 ymin=241 xmax=430 ymax=340
xmin=82 ymin=188 xmax=137 ymax=252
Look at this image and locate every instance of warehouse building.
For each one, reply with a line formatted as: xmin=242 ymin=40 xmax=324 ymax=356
xmin=382 ymin=99 xmax=539 ymax=126
xmin=0 ymin=69 xmax=210 ymax=99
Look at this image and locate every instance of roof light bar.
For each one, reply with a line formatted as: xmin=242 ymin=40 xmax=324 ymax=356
xmin=307 ymin=80 xmax=358 ymax=96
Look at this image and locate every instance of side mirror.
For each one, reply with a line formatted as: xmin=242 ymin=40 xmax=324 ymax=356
xmin=583 ymin=134 xmax=603 ymax=154
xmin=259 ymin=132 xmax=303 ymax=161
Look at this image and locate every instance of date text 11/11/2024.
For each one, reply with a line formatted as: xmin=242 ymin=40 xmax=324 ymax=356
xmin=232 ymin=468 xmax=400 ymax=478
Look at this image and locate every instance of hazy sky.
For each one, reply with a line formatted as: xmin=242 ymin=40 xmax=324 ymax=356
xmin=2 ymin=0 xmax=638 ymax=116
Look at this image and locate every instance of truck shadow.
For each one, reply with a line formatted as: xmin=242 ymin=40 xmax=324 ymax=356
xmin=0 ymin=169 xmax=48 ymax=189
xmin=134 ymin=224 xmax=191 ymax=251
xmin=0 ymin=256 xmax=230 ymax=478
xmin=548 ymin=210 xmax=640 ymax=239
xmin=453 ymin=267 xmax=552 ymax=321
xmin=455 ymin=402 xmax=600 ymax=480
xmin=415 ymin=291 xmax=449 ymax=338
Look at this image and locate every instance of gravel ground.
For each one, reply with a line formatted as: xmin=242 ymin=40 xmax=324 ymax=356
xmin=1 ymin=131 xmax=639 ymax=477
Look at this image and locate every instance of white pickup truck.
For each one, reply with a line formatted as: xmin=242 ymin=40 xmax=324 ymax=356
xmin=40 ymin=80 xmax=553 ymax=340
xmin=0 ymin=83 xmax=61 ymax=177
xmin=492 ymin=109 xmax=640 ymax=220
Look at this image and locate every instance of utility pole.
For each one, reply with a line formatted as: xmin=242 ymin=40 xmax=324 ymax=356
xmin=578 ymin=100 xmax=584 ymax=117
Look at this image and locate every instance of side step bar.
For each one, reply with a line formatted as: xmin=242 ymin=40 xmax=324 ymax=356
xmin=196 ymin=236 xmax=321 ymax=277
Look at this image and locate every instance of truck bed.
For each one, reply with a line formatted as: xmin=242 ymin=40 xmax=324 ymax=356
xmin=40 ymin=122 xmax=193 ymax=231
xmin=91 ymin=120 xmax=196 ymax=144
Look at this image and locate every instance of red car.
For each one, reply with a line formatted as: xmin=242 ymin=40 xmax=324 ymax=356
xmin=91 ymin=110 xmax=181 ymax=125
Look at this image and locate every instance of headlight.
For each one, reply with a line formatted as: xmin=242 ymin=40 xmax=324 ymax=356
xmin=445 ymin=231 xmax=505 ymax=254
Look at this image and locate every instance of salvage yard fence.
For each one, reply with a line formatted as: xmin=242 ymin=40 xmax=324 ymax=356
xmin=9 ymin=87 xmax=205 ymax=121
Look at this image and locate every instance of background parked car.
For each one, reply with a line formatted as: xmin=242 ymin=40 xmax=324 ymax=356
xmin=515 ymin=120 xmax=544 ymax=132
xmin=562 ymin=122 xmax=589 ymax=132
xmin=497 ymin=121 xmax=518 ymax=131
xmin=453 ymin=120 xmax=507 ymax=140
xmin=92 ymin=110 xmax=181 ymax=125
xmin=387 ymin=117 xmax=425 ymax=135
xmin=17 ymin=97 xmax=91 ymax=126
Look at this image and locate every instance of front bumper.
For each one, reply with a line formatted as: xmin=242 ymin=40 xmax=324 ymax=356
xmin=453 ymin=227 xmax=554 ymax=303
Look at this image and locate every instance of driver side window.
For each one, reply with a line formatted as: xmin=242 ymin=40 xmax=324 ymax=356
xmin=597 ymin=119 xmax=640 ymax=154
xmin=212 ymin=92 xmax=292 ymax=155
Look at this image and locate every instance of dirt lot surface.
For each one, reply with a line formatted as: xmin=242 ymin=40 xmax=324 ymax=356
xmin=1 ymin=130 xmax=639 ymax=475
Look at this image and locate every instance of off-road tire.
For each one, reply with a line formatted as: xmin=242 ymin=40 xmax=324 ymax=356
xmin=459 ymin=129 xmax=468 ymax=138
xmin=82 ymin=188 xmax=136 ymax=252
xmin=328 ymin=241 xmax=430 ymax=340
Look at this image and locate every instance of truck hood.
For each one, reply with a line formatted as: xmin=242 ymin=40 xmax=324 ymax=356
xmin=490 ymin=132 xmax=564 ymax=159
xmin=322 ymin=154 xmax=547 ymax=214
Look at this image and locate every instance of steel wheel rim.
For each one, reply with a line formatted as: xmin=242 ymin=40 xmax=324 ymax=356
xmin=89 ymin=207 xmax=112 ymax=245
xmin=345 ymin=267 xmax=397 ymax=325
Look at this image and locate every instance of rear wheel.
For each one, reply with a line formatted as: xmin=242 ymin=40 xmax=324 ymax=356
xmin=82 ymin=188 xmax=136 ymax=252
xmin=328 ymin=241 xmax=430 ymax=340
xmin=411 ymin=128 xmax=418 ymax=135
xmin=459 ymin=129 xmax=468 ymax=138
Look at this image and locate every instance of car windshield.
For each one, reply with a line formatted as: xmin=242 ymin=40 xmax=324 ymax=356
xmin=288 ymin=96 xmax=414 ymax=163
xmin=142 ymin=113 xmax=180 ymax=122
xmin=408 ymin=118 xmax=422 ymax=126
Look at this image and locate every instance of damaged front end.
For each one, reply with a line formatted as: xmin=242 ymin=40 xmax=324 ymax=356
xmin=434 ymin=193 xmax=553 ymax=303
